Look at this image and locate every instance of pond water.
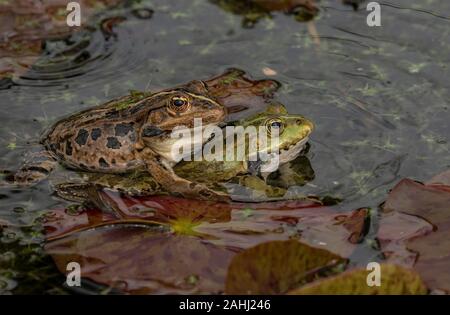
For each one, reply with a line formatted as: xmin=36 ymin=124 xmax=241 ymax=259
xmin=0 ymin=0 xmax=449 ymax=294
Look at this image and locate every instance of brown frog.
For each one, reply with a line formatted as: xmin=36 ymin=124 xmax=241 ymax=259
xmin=13 ymin=80 xmax=229 ymax=201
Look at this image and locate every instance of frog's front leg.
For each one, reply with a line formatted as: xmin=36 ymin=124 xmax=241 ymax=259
xmin=139 ymin=148 xmax=231 ymax=202
xmin=13 ymin=148 xmax=58 ymax=185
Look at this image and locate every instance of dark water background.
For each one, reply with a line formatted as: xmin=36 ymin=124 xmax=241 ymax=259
xmin=0 ymin=0 xmax=449 ymax=293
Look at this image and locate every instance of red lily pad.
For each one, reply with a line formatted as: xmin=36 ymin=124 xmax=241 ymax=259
xmin=44 ymin=192 xmax=370 ymax=294
xmin=95 ymin=190 xmax=233 ymax=224
xmin=252 ymin=0 xmax=318 ymax=13
xmin=45 ymin=225 xmax=237 ymax=294
xmin=97 ymin=191 xmax=369 ymax=258
xmin=43 ymin=205 xmax=121 ymax=241
xmin=209 ymin=0 xmax=319 ymax=27
xmin=44 ymin=191 xmax=234 ymax=240
xmin=382 ymin=178 xmax=450 ymax=293
xmin=198 ymin=205 xmax=369 ymax=258
xmin=378 ymin=210 xmax=433 ymax=267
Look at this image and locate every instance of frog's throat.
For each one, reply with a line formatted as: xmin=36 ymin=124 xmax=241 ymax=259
xmin=147 ymin=124 xmax=217 ymax=166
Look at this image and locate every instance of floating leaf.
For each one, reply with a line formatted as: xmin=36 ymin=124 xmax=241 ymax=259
xmin=383 ymin=178 xmax=450 ymax=293
xmin=99 ymin=191 xmax=233 ymax=227
xmin=378 ymin=210 xmax=432 ymax=266
xmin=46 ymin=191 xmax=366 ymax=256
xmin=44 ymin=192 xmax=370 ymax=294
xmin=225 ymin=240 xmax=346 ymax=294
xmin=289 ymin=264 xmax=427 ymax=295
xmin=427 ymin=169 xmax=450 ymax=187
xmin=46 ymin=225 xmax=236 ymax=294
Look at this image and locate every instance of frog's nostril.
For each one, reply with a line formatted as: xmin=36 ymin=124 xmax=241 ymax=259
xmin=296 ymin=119 xmax=303 ymax=125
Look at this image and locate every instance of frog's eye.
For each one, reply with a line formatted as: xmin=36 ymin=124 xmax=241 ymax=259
xmin=168 ymin=95 xmax=191 ymax=113
xmin=266 ymin=118 xmax=284 ymax=135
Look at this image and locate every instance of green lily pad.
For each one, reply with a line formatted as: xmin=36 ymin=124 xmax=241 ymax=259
xmin=289 ymin=264 xmax=427 ymax=295
xmin=225 ymin=240 xmax=346 ymax=294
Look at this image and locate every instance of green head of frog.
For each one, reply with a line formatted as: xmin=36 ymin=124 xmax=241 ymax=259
xmin=234 ymin=102 xmax=314 ymax=165
xmin=174 ymin=103 xmax=314 ymax=182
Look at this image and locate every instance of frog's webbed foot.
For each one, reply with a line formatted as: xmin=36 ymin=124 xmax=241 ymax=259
xmin=143 ymin=152 xmax=231 ymax=203
xmin=13 ymin=149 xmax=57 ymax=186
xmin=53 ymin=182 xmax=97 ymax=204
xmin=54 ymin=182 xmax=126 ymax=215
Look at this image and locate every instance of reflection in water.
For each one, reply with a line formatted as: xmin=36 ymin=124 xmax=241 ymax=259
xmin=50 ymin=149 xmax=316 ymax=204
xmin=209 ymin=0 xmax=319 ymax=27
xmin=0 ymin=0 xmax=125 ymax=82
xmin=267 ymin=149 xmax=315 ymax=188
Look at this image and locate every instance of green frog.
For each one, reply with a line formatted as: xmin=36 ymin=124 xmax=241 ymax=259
xmin=13 ymin=80 xmax=229 ymax=201
xmin=54 ymin=103 xmax=314 ymax=202
xmin=175 ymin=103 xmax=313 ymax=183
